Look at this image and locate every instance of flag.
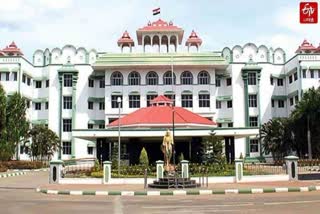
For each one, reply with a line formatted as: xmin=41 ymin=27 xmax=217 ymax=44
xmin=153 ymin=7 xmax=160 ymax=16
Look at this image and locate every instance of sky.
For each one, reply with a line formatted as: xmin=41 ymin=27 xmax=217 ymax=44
xmin=0 ymin=0 xmax=319 ymax=60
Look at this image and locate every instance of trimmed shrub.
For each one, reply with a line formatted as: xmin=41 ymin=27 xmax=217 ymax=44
xmin=0 ymin=164 xmax=8 ymax=172
xmin=139 ymin=147 xmax=149 ymax=167
xmin=2 ymin=161 xmax=46 ymax=170
xmin=178 ymin=153 xmax=185 ymax=162
xmin=91 ymin=171 xmax=103 ymax=178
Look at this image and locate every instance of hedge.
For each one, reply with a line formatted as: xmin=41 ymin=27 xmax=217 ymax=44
xmin=0 ymin=161 xmax=47 ymax=170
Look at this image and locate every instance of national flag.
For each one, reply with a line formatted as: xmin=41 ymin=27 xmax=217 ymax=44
xmin=153 ymin=7 xmax=160 ymax=16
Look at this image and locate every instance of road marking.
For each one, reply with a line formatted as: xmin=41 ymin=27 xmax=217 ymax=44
xmin=225 ymin=189 xmax=239 ymax=194
xmin=142 ymin=203 xmax=254 ymax=209
xmin=300 ymin=187 xmax=309 ymax=192
xmin=251 ymin=188 xmax=263 ymax=194
xmin=173 ymin=190 xmax=186 ymax=195
xmin=70 ymin=191 xmax=83 ymax=195
xmin=47 ymin=190 xmax=58 ymax=194
xmin=147 ymin=191 xmax=160 ymax=196
xmin=264 ymin=199 xmax=320 ymax=206
xmin=121 ymin=191 xmax=134 ymax=196
xmin=96 ymin=191 xmax=108 ymax=196
xmin=199 ymin=190 xmax=212 ymax=195
xmin=275 ymin=188 xmax=288 ymax=193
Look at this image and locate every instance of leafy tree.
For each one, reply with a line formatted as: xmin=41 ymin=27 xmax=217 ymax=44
xmin=6 ymin=92 xmax=29 ymax=160
xmin=28 ymin=125 xmax=59 ymax=161
xmin=201 ymin=133 xmax=225 ymax=164
xmin=291 ymin=87 xmax=320 ymax=157
xmin=260 ymin=118 xmax=293 ymax=161
xmin=139 ymin=147 xmax=149 ymax=167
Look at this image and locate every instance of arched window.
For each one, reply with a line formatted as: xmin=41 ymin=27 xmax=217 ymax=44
xmin=198 ymin=71 xmax=210 ymax=85
xmin=146 ymin=71 xmax=158 ymax=85
xmin=181 ymin=71 xmax=193 ymax=85
xmin=163 ymin=71 xmax=176 ymax=85
xmin=128 ymin=71 xmax=141 ymax=85
xmin=110 ymin=71 xmax=123 ymax=86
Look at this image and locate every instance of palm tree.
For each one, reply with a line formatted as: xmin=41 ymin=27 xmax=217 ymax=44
xmin=28 ymin=125 xmax=60 ymax=161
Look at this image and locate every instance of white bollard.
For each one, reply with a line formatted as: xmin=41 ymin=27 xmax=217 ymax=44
xmin=49 ymin=160 xmax=63 ymax=184
xmin=103 ymin=161 xmax=112 ymax=184
xmin=156 ymin=160 xmax=164 ymax=180
xmin=181 ymin=160 xmax=189 ymax=178
xmin=284 ymin=156 xmax=299 ymax=181
xmin=235 ymin=159 xmax=244 ymax=183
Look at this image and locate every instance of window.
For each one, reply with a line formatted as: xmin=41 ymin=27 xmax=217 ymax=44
xmin=35 ymin=103 xmax=41 ymax=110
xmin=227 ymin=100 xmax=232 ymax=108
xmin=215 ymin=78 xmax=221 ymax=87
xmin=181 ymin=94 xmax=193 ymax=108
xmin=278 ymin=100 xmax=285 ymax=108
xmin=248 ymin=94 xmax=257 ymax=107
xmin=35 ymin=81 xmax=42 ymax=88
xmin=310 ymin=70 xmax=315 ymax=78
xmin=250 ymin=139 xmax=259 ymax=153
xmin=88 ymin=79 xmax=94 ymax=87
xmin=289 ymin=75 xmax=293 ymax=84
xmin=87 ymin=147 xmax=94 ymax=155
xmin=163 ymin=71 xmax=176 ymax=85
xmin=146 ymin=94 xmax=158 ymax=107
xmin=13 ymin=72 xmax=17 ymax=81
xmin=99 ymin=124 xmax=105 ymax=129
xmin=26 ymin=100 xmax=30 ymax=108
xmin=128 ymin=71 xmax=140 ymax=85
xmin=63 ymin=119 xmax=72 ymax=132
xmin=129 ymin=95 xmax=140 ymax=108
xmin=270 ymin=77 xmax=274 ymax=85
xmin=198 ymin=71 xmax=210 ymax=85
xmin=27 ymin=77 xmax=31 ymax=86
xmin=294 ymin=72 xmax=298 ymax=81
xmin=226 ymin=78 xmax=232 ymax=86
xmin=228 ymin=123 xmax=233 ymax=127
xmin=271 ymin=99 xmax=275 ymax=108
xmin=199 ymin=94 xmax=210 ymax=108
xmin=318 ymin=70 xmax=320 ymax=79
xmin=99 ymin=79 xmax=105 ymax=88
xmin=111 ymin=95 xmax=123 ymax=108
xmin=249 ymin=116 xmax=258 ymax=127
xmin=64 ymin=74 xmax=73 ymax=87
xmin=164 ymin=94 xmax=175 ymax=106
xmin=5 ymin=73 xmax=9 ymax=81
xmin=217 ymin=123 xmax=222 ymax=127
xmin=146 ymin=71 xmax=158 ymax=85
xmin=248 ymin=73 xmax=256 ymax=85
xmin=181 ymin=71 xmax=193 ymax=85
xmin=295 ymin=96 xmax=299 ymax=104
xmin=216 ymin=100 xmax=221 ymax=109
xmin=290 ymin=97 xmax=294 ymax=106
xmin=20 ymin=145 xmax=24 ymax=154
xmin=302 ymin=70 xmax=307 ymax=78
xmin=22 ymin=74 xmax=26 ymax=83
xmin=46 ymin=80 xmax=49 ymax=87
xmin=99 ymin=102 xmax=105 ymax=110
xmin=88 ymin=124 xmax=93 ymax=129
xmin=277 ymin=78 xmax=283 ymax=86
xmin=111 ymin=72 xmax=123 ymax=85
xmin=62 ymin=142 xmax=71 ymax=155
xmin=88 ymin=101 xmax=94 ymax=110
xmin=45 ymin=102 xmax=49 ymax=110
xmin=63 ymin=96 xmax=72 ymax=109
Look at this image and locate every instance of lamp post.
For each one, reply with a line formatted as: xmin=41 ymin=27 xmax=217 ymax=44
xmin=117 ymin=97 xmax=122 ymax=177
xmin=307 ymin=114 xmax=312 ymax=160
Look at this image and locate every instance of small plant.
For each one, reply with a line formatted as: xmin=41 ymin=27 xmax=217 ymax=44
xmin=239 ymin=153 xmax=244 ymax=159
xmin=93 ymin=159 xmax=101 ymax=172
xmin=139 ymin=147 xmax=149 ymax=167
xmin=178 ymin=153 xmax=185 ymax=162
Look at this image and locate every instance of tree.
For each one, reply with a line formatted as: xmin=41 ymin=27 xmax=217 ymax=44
xmin=201 ymin=133 xmax=225 ymax=164
xmin=139 ymin=147 xmax=149 ymax=167
xmin=260 ymin=118 xmax=293 ymax=161
xmin=28 ymin=125 xmax=60 ymax=161
xmin=6 ymin=92 xmax=29 ymax=160
xmin=291 ymin=87 xmax=320 ymax=158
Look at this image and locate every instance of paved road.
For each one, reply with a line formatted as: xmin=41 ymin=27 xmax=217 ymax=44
xmin=1 ymin=172 xmax=320 ymax=214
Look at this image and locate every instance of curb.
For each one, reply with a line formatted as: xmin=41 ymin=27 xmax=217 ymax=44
xmin=36 ymin=185 xmax=320 ymax=196
xmin=0 ymin=172 xmax=26 ymax=178
xmin=12 ymin=168 xmax=49 ymax=172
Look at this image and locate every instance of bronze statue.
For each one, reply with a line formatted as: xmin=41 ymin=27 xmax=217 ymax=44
xmin=161 ymin=129 xmax=174 ymax=171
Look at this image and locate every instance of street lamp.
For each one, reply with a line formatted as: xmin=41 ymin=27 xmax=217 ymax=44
xmin=117 ymin=97 xmax=122 ymax=177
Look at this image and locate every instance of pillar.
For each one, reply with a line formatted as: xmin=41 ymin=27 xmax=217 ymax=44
xmin=103 ymin=161 xmax=112 ymax=184
xmin=71 ymin=73 xmax=79 ymax=158
xmin=241 ymin=71 xmax=250 ymax=157
xmin=235 ymin=158 xmax=244 ymax=183
xmin=49 ymin=160 xmax=63 ymax=184
xmin=181 ymin=160 xmax=189 ymax=178
xmin=284 ymin=156 xmax=298 ymax=181
xmin=156 ymin=160 xmax=164 ymax=180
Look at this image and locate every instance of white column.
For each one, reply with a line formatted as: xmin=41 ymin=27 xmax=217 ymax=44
xmin=49 ymin=160 xmax=63 ymax=184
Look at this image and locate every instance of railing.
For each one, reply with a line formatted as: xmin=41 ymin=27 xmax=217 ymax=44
xmin=298 ymin=159 xmax=320 ymax=174
xmin=243 ymin=163 xmax=287 ymax=175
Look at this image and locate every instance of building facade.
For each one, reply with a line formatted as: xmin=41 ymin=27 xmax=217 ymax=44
xmin=0 ymin=20 xmax=319 ymax=163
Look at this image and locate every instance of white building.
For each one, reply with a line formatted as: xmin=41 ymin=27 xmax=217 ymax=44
xmin=0 ymin=20 xmax=319 ymax=163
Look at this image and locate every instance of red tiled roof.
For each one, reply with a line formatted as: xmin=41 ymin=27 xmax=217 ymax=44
xmin=117 ymin=31 xmax=134 ymax=47
xmin=2 ymin=41 xmax=23 ymax=55
xmin=295 ymin=39 xmax=317 ymax=53
xmin=186 ymin=30 xmax=202 ymax=46
xmin=150 ymin=95 xmax=172 ymax=105
xmin=108 ymin=105 xmax=216 ymax=128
